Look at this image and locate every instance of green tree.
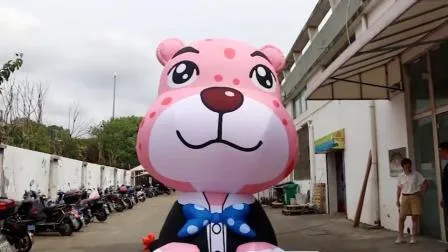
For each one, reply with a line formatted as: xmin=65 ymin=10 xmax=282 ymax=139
xmin=0 ymin=53 xmax=23 ymax=86
xmin=5 ymin=119 xmax=51 ymax=153
xmin=47 ymin=125 xmax=80 ymax=158
xmin=0 ymin=75 xmax=142 ymax=167
xmin=90 ymin=116 xmax=142 ymax=169
xmin=79 ymin=137 xmax=100 ymax=163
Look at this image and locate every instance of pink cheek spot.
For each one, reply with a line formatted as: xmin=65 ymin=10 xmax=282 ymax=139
xmin=282 ymin=119 xmax=288 ymax=125
xmin=224 ymin=48 xmax=236 ymax=59
xmin=273 ymin=100 xmax=280 ymax=108
xmin=232 ymin=78 xmax=240 ymax=85
xmin=214 ymin=74 xmax=223 ymax=82
xmin=149 ymin=112 xmax=156 ymax=118
xmin=161 ymin=97 xmax=172 ymax=105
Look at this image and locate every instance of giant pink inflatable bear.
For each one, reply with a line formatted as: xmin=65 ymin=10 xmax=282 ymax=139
xmin=136 ymin=38 xmax=298 ymax=252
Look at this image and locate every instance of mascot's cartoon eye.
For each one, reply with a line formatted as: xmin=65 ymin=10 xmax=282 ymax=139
xmin=167 ymin=61 xmax=200 ymax=88
xmin=249 ymin=64 xmax=276 ymax=91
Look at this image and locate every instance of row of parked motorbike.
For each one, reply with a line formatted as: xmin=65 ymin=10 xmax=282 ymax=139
xmin=0 ymin=180 xmax=173 ymax=252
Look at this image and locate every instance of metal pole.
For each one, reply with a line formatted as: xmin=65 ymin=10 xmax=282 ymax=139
xmin=112 ymin=73 xmax=117 ymax=120
xmin=308 ymin=120 xmax=316 ymax=200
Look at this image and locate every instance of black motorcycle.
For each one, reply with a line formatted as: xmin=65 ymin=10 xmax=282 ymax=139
xmin=0 ymin=198 xmax=33 ymax=252
xmin=155 ymin=184 xmax=172 ymax=195
xmin=144 ymin=185 xmax=158 ymax=198
xmin=104 ymin=188 xmax=126 ymax=212
xmin=135 ymin=186 xmax=146 ymax=202
xmin=126 ymin=186 xmax=139 ymax=205
xmin=118 ymin=186 xmax=134 ymax=209
xmin=18 ymin=190 xmax=74 ymax=236
xmin=54 ymin=190 xmax=88 ymax=230
xmin=80 ymin=189 xmax=108 ymax=222
xmin=97 ymin=188 xmax=113 ymax=213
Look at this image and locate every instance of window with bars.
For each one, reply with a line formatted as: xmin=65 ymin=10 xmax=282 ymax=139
xmin=294 ymin=125 xmax=311 ymax=180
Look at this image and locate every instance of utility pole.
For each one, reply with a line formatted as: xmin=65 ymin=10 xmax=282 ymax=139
xmin=112 ymin=72 xmax=117 ymax=120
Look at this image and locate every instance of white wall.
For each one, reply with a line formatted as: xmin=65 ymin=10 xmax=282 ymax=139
xmin=86 ymin=163 xmax=102 ymax=189
xmin=3 ymin=146 xmax=51 ymax=200
xmin=375 ymin=94 xmax=410 ymax=231
xmin=0 ymin=145 xmax=131 ymax=200
xmin=125 ymin=171 xmax=132 ymax=185
xmin=117 ymin=169 xmax=125 ymax=185
xmin=102 ymin=166 xmax=116 ymax=188
xmin=57 ymin=157 xmax=83 ymax=192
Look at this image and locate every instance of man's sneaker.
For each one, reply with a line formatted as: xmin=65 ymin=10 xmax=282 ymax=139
xmin=409 ymin=236 xmax=416 ymax=244
xmin=395 ymin=237 xmax=404 ymax=244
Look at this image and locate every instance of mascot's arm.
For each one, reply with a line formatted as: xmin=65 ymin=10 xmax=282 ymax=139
xmin=149 ymin=201 xmax=190 ymax=251
xmin=247 ymin=200 xmax=278 ymax=245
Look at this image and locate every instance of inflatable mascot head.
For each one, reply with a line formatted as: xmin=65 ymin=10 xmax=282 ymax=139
xmin=136 ymin=38 xmax=298 ymax=194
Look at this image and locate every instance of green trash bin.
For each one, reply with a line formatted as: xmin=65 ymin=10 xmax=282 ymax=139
xmin=282 ymin=183 xmax=298 ymax=205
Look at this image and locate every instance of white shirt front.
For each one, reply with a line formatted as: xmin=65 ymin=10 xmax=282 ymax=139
xmin=397 ymin=171 xmax=426 ymax=194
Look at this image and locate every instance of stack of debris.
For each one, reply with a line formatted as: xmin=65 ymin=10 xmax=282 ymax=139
xmin=311 ymin=183 xmax=326 ymax=213
xmin=281 ymin=204 xmax=318 ymax=216
xmin=280 ymin=183 xmax=326 ymax=216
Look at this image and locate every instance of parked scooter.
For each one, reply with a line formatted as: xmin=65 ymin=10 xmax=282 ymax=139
xmin=144 ymin=185 xmax=158 ymax=198
xmin=98 ymin=188 xmax=114 ymax=213
xmin=135 ymin=186 xmax=146 ymax=202
xmin=18 ymin=181 xmax=75 ymax=236
xmin=126 ymin=186 xmax=138 ymax=205
xmin=81 ymin=188 xmax=108 ymax=222
xmin=103 ymin=188 xmax=126 ymax=212
xmin=118 ymin=186 xmax=134 ymax=209
xmin=155 ymin=183 xmax=172 ymax=195
xmin=0 ymin=198 xmax=33 ymax=252
xmin=54 ymin=190 xmax=87 ymax=231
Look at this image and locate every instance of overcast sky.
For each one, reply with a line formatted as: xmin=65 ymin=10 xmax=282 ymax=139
xmin=0 ymin=0 xmax=317 ymax=127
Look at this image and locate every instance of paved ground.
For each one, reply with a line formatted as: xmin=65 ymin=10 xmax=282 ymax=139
xmin=33 ymin=194 xmax=447 ymax=252
xmin=33 ymin=196 xmax=170 ymax=252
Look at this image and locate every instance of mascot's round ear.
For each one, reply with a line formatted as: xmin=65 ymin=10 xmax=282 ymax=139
xmin=156 ymin=38 xmax=185 ymax=66
xmin=259 ymin=45 xmax=286 ymax=73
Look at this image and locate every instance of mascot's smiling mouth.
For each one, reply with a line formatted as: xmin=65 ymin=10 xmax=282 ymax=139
xmin=175 ymin=113 xmax=263 ymax=152
xmin=176 ymin=130 xmax=263 ymax=152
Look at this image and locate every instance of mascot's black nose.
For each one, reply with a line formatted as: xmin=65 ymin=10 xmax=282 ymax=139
xmin=200 ymin=87 xmax=244 ymax=114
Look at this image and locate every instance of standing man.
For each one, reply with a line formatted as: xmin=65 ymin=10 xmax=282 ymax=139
xmin=439 ymin=142 xmax=448 ymax=252
xmin=439 ymin=142 xmax=448 ymax=209
xmin=396 ymin=158 xmax=429 ymax=244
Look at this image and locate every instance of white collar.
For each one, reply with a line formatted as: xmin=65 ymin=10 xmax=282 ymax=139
xmin=178 ymin=192 xmax=255 ymax=210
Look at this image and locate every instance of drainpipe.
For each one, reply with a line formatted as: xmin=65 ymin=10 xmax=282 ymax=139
xmin=369 ymin=101 xmax=381 ymax=227
xmin=308 ymin=120 xmax=316 ymax=200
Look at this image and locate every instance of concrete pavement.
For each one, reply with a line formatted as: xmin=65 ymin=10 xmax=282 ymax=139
xmin=33 ymin=195 xmax=172 ymax=252
xmin=33 ymin=194 xmax=447 ymax=252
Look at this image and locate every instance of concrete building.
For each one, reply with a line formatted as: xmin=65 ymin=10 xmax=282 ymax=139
xmin=281 ymin=0 xmax=448 ymax=241
xmin=130 ymin=165 xmax=152 ymax=186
